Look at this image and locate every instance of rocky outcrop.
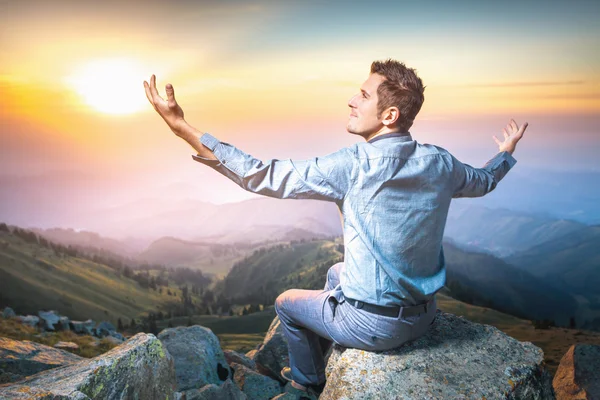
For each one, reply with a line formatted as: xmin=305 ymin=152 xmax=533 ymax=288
xmin=252 ymin=317 xmax=289 ymax=381
xmin=320 ymin=310 xmax=554 ymax=399
xmin=2 ymin=307 xmax=16 ymax=319
xmin=231 ymin=362 xmax=282 ymax=400
xmin=54 ymin=341 xmax=80 ymax=351
xmin=0 ymin=337 xmax=83 ymax=384
xmin=38 ymin=310 xmax=66 ymax=331
xmin=70 ymin=319 xmax=95 ymax=335
xmin=17 ymin=315 xmax=39 ymax=327
xmin=0 ymin=333 xmax=176 ymax=399
xmin=225 ymin=349 xmax=257 ymax=370
xmin=158 ymin=325 xmax=231 ymax=391
xmin=552 ymin=344 xmax=600 ymax=399
xmin=183 ymin=378 xmax=248 ymax=400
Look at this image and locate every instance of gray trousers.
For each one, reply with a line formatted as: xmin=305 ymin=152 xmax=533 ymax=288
xmin=274 ymin=262 xmax=437 ymax=386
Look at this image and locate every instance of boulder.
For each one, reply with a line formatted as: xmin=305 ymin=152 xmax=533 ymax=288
xmin=0 ymin=337 xmax=83 ymax=384
xmin=104 ymin=335 xmax=124 ymax=345
xmin=17 ymin=315 xmax=39 ymax=328
xmin=231 ymin=362 xmax=282 ymax=400
xmin=183 ymin=378 xmax=248 ymax=400
xmin=321 ymin=310 xmax=554 ymax=399
xmin=224 ymin=349 xmax=257 ymax=370
xmin=59 ymin=316 xmax=71 ymax=331
xmin=70 ymin=319 xmax=95 ymax=335
xmin=253 ymin=317 xmax=289 ymax=381
xmin=109 ymin=331 xmax=125 ymax=341
xmin=53 ymin=341 xmax=79 ymax=351
xmin=158 ymin=325 xmax=231 ymax=391
xmin=38 ymin=310 xmax=61 ymax=331
xmin=95 ymin=321 xmax=117 ymax=337
xmin=553 ymin=344 xmax=600 ymax=399
xmin=0 ymin=333 xmax=176 ymax=399
xmin=2 ymin=307 xmax=16 ymax=319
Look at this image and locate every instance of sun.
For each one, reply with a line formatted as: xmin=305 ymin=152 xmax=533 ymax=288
xmin=65 ymin=58 xmax=149 ymax=115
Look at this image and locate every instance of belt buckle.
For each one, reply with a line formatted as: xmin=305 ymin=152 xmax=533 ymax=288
xmin=355 ymin=300 xmax=364 ymax=309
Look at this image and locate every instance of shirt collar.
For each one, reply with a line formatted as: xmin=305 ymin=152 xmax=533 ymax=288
xmin=367 ymin=132 xmax=413 ymax=144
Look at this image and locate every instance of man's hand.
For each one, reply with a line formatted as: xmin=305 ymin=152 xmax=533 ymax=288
xmin=493 ymin=119 xmax=528 ymax=155
xmin=144 ymin=74 xmax=187 ymax=136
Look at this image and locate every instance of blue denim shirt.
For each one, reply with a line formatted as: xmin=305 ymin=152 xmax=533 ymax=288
xmin=192 ymin=132 xmax=517 ymax=307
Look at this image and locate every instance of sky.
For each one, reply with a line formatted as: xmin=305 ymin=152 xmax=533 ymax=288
xmin=0 ymin=0 xmax=599 ymax=229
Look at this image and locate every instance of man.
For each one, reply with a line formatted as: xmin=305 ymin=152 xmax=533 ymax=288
xmin=144 ymin=59 xmax=527 ymax=396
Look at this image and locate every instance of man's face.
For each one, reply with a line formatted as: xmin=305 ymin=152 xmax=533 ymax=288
xmin=346 ymin=73 xmax=385 ymax=137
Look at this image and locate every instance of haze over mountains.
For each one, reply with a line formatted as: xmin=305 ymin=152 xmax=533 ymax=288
xmin=1 ymin=165 xmax=598 ymax=244
xmin=1 ymin=162 xmax=598 ymax=331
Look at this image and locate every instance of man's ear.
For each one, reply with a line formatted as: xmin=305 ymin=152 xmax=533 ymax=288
xmin=382 ymin=107 xmax=400 ymax=126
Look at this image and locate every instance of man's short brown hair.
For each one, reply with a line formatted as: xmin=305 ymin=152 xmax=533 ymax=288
xmin=370 ymin=59 xmax=425 ymax=133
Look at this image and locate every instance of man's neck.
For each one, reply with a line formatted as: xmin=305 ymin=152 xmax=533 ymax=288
xmin=364 ymin=127 xmax=408 ymax=142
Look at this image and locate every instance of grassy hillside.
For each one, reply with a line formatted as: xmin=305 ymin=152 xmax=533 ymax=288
xmin=0 ymin=230 xmax=185 ymax=325
xmin=216 ymin=238 xmax=344 ymax=305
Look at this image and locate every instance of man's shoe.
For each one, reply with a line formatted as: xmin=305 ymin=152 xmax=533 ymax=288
xmin=280 ymin=367 xmax=326 ymax=396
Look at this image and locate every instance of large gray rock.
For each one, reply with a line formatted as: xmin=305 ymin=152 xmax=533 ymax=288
xmin=0 ymin=333 xmax=176 ymax=399
xmin=231 ymin=362 xmax=282 ymax=400
xmin=59 ymin=316 xmax=71 ymax=331
xmin=321 ymin=310 xmax=555 ymax=400
xmin=70 ymin=319 xmax=95 ymax=335
xmin=95 ymin=321 xmax=116 ymax=337
xmin=184 ymin=378 xmax=248 ymax=400
xmin=38 ymin=310 xmax=61 ymax=331
xmin=253 ymin=317 xmax=288 ymax=381
xmin=224 ymin=349 xmax=257 ymax=370
xmin=0 ymin=337 xmax=83 ymax=384
xmin=17 ymin=315 xmax=39 ymax=327
xmin=552 ymin=344 xmax=600 ymax=399
xmin=158 ymin=325 xmax=231 ymax=391
xmin=2 ymin=307 xmax=16 ymax=319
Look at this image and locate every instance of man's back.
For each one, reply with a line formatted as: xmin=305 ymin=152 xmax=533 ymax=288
xmin=340 ymin=132 xmax=516 ymax=307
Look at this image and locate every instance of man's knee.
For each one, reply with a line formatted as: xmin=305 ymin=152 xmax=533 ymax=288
xmin=275 ymin=290 xmax=292 ymax=316
xmin=327 ymin=262 xmax=344 ymax=283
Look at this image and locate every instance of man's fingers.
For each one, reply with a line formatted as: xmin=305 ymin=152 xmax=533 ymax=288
xmin=143 ymin=81 xmax=154 ymax=105
xmin=166 ymin=83 xmax=176 ymax=106
xmin=510 ymin=119 xmax=518 ymax=132
xmin=519 ymin=122 xmax=529 ymax=134
xmin=493 ymin=135 xmax=501 ymax=145
xmin=150 ymin=74 xmax=164 ymax=102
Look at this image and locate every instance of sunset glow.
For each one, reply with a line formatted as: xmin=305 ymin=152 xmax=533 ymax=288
xmin=64 ymin=58 xmax=148 ymax=115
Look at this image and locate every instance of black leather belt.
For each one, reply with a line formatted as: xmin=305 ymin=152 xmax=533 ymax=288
xmin=345 ymin=297 xmax=431 ymax=318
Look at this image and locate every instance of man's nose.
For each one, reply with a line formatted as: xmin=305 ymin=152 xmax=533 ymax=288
xmin=348 ymin=94 xmax=358 ymax=107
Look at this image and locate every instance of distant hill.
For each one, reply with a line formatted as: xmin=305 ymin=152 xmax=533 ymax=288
xmin=506 ymin=225 xmax=600 ymax=292
xmin=191 ymin=198 xmax=342 ymax=241
xmin=138 ymin=236 xmax=253 ymax=277
xmin=445 ymin=203 xmax=586 ymax=257
xmin=215 ymin=235 xmax=578 ymax=328
xmin=30 ymin=227 xmax=139 ymax=258
xmin=443 ymin=240 xmax=577 ymax=326
xmin=0 ymin=227 xmax=206 ymax=326
xmin=505 ymin=225 xmax=600 ymax=330
xmin=216 ymin=239 xmax=344 ymax=305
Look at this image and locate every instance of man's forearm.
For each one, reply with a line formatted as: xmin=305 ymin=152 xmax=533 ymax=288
xmin=176 ymin=122 xmax=218 ymax=161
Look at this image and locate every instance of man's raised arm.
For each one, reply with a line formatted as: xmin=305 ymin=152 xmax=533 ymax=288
xmin=450 ymin=119 xmax=528 ymax=198
xmin=143 ymin=74 xmax=352 ymax=203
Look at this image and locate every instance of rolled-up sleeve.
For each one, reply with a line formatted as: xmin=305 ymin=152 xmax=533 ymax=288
xmin=450 ymin=151 xmax=517 ymax=198
xmin=192 ymin=133 xmax=354 ymax=202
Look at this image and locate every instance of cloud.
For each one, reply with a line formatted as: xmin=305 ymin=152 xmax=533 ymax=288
xmin=456 ymin=80 xmax=585 ymax=88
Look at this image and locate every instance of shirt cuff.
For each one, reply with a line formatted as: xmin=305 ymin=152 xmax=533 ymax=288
xmin=191 ymin=132 xmax=221 ymax=165
xmin=500 ymin=151 xmax=517 ymax=169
